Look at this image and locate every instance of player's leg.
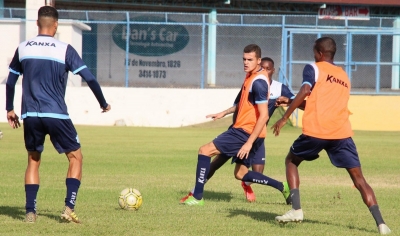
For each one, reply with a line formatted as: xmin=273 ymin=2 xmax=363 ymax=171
xmin=181 ymin=141 xmax=219 ymax=205
xmin=347 ymin=167 xmax=391 ymax=234
xmin=23 ymin=117 xmax=46 ymax=223
xmin=333 ymin=138 xmax=391 ymax=234
xmin=46 ymin=118 xmax=82 ymax=223
xmin=180 ymin=154 xmax=230 ymax=203
xmin=251 ymin=164 xmax=264 ymax=173
xmin=182 ymin=128 xmax=245 ymax=206
xmin=60 ymin=148 xmax=83 ymax=223
xmin=275 ymin=151 xmax=304 ymax=223
xmin=233 ymin=139 xmax=291 ymax=203
xmin=208 ymin=154 xmax=231 ymax=180
xmin=240 ymin=143 xmax=266 ymax=202
xmin=25 ymin=151 xmax=41 ymax=223
xmin=276 ymin=134 xmax=325 ymax=223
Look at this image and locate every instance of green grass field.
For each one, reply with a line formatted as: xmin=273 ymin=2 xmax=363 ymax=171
xmin=0 ymin=112 xmax=399 ymax=236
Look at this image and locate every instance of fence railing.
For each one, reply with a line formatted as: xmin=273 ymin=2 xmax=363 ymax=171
xmin=1 ymin=8 xmax=400 ymax=94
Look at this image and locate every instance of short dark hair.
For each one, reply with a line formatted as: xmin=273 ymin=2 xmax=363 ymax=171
xmin=243 ymin=44 xmax=261 ymax=58
xmin=314 ymin=37 xmax=336 ymax=59
xmin=38 ymin=6 xmax=58 ymax=20
xmin=261 ymin=57 xmax=274 ymax=66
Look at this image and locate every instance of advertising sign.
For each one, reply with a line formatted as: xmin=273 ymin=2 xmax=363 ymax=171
xmin=318 ymin=5 xmax=370 ymax=20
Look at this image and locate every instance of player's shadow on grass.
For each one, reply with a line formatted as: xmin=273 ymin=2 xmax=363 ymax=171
xmin=0 ymin=206 xmax=63 ymax=223
xmin=204 ymin=190 xmax=233 ymax=202
xmin=179 ymin=190 xmax=233 ymax=202
xmin=226 ymin=208 xmax=277 ymax=222
xmin=227 ymin=208 xmax=376 ymax=234
xmin=304 ymin=218 xmax=376 ymax=234
xmin=0 ymin=206 xmax=25 ymax=221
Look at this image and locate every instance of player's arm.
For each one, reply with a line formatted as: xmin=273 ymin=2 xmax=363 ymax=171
xmin=206 ymin=90 xmax=240 ymax=120
xmin=275 ymin=84 xmax=306 ymax=110
xmin=78 ymin=68 xmax=110 ymax=112
xmin=237 ymin=79 xmax=269 ymax=159
xmin=66 ymin=45 xmax=110 ymax=112
xmin=6 ymin=49 xmax=21 ymax=129
xmin=206 ymin=105 xmax=236 ymax=120
xmin=272 ymin=64 xmax=315 ymax=136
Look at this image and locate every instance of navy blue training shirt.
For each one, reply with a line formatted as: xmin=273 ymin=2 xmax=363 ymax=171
xmin=6 ymin=35 xmax=108 ymax=119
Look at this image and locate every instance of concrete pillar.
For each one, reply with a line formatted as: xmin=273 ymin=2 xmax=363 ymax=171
xmin=207 ymin=8 xmax=217 ymax=87
xmin=392 ymin=18 xmax=400 ymax=90
xmin=25 ymin=0 xmax=45 ymax=40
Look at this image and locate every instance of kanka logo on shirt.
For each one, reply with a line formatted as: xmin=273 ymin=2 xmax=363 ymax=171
xmin=25 ymin=41 xmax=56 ymax=47
xmin=326 ymin=74 xmax=348 ymax=88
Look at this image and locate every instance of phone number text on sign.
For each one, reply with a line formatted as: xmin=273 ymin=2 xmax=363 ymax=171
xmin=139 ymin=70 xmax=166 ymax=78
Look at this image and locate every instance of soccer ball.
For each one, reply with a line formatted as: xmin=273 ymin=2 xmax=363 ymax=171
xmin=118 ymin=188 xmax=143 ymax=210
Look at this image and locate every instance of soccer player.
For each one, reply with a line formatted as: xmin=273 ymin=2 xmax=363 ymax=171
xmin=181 ymin=44 xmax=291 ymax=206
xmin=271 ymin=37 xmax=391 ymax=235
xmin=180 ymin=57 xmax=295 ymax=203
xmin=6 ymin=6 xmax=111 ymax=223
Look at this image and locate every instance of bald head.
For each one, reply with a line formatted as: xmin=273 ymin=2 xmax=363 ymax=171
xmin=314 ymin=37 xmax=336 ymax=60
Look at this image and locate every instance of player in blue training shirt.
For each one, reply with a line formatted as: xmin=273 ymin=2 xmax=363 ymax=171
xmin=180 ymin=57 xmax=295 ymax=203
xmin=6 ymin=6 xmax=111 ymax=224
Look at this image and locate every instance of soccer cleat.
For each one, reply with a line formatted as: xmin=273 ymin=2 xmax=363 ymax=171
xmin=181 ymin=196 xmax=205 ymax=206
xmin=241 ymin=181 xmax=256 ymax=202
xmin=378 ymin=224 xmax=391 ymax=235
xmin=282 ymin=181 xmax=292 ymax=205
xmin=179 ymin=192 xmax=193 ymax=203
xmin=60 ymin=206 xmax=81 ymax=223
xmin=275 ymin=209 xmax=304 ymax=224
xmin=25 ymin=212 xmax=37 ymax=223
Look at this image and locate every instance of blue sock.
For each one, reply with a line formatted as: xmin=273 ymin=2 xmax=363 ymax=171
xmin=25 ymin=184 xmax=39 ymax=214
xmin=193 ymin=154 xmax=211 ymax=200
xmin=242 ymin=171 xmax=283 ymax=191
xmin=65 ymin=178 xmax=81 ymax=209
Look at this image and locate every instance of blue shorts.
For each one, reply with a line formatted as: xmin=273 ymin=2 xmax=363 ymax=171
xmin=252 ymin=142 xmax=266 ymax=165
xmin=23 ymin=117 xmax=81 ymax=154
xmin=290 ymin=134 xmax=360 ymax=168
xmin=213 ymin=127 xmax=264 ymax=167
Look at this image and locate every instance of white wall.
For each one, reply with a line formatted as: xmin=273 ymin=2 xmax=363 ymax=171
xmin=0 ymin=19 xmax=25 ymax=84
xmin=1 ymin=85 xmax=238 ymax=127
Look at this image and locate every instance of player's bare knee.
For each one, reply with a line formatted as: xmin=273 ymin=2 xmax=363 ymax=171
xmin=234 ymin=172 xmax=243 ymax=180
xmin=286 ymin=152 xmax=302 ymax=166
xmin=198 ymin=144 xmax=215 ymax=156
xmin=67 ymin=149 xmax=83 ymax=163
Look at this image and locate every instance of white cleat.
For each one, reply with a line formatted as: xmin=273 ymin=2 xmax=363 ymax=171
xmin=378 ymin=224 xmax=391 ymax=235
xmin=275 ymin=209 xmax=303 ymax=224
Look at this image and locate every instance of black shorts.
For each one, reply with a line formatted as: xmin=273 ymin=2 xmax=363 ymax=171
xmin=23 ymin=117 xmax=81 ymax=154
xmin=213 ymin=127 xmax=264 ymax=167
xmin=290 ymin=134 xmax=360 ymax=168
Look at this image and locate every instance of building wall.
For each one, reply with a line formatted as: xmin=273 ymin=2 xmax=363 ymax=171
xmin=2 ymin=85 xmax=400 ymax=131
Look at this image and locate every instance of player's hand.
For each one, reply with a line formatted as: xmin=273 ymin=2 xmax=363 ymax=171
xmin=275 ymin=96 xmax=290 ymax=107
xmin=206 ymin=112 xmax=225 ymax=121
xmin=271 ymin=117 xmax=287 ymax=136
xmin=237 ymin=142 xmax=252 ymax=159
xmin=7 ymin=110 xmax=20 ymax=129
xmin=102 ymin=104 xmax=111 ymax=113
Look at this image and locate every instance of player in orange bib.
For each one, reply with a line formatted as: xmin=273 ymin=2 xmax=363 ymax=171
xmin=271 ymin=37 xmax=391 ymax=235
xmin=181 ymin=44 xmax=290 ymax=206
